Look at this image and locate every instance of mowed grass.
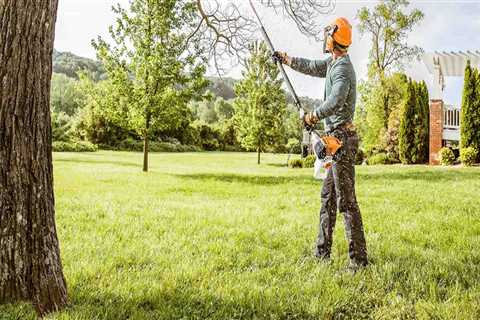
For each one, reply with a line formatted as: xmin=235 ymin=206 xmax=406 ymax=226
xmin=1 ymin=151 xmax=480 ymax=319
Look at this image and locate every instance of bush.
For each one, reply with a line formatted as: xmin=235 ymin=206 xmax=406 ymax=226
xmin=286 ymin=138 xmax=301 ymax=154
xmin=115 ymin=138 xmax=201 ymax=152
xmin=367 ymin=153 xmax=391 ymax=165
xmin=51 ymin=111 xmax=74 ymax=142
xmin=52 ymin=141 xmax=98 ymax=152
xmin=193 ymin=121 xmax=221 ymax=151
xmin=460 ymin=147 xmax=477 ymax=166
xmin=439 ymin=147 xmax=455 ymax=166
xmin=288 ymin=158 xmax=303 ymax=169
xmin=302 ymin=155 xmax=316 ymax=168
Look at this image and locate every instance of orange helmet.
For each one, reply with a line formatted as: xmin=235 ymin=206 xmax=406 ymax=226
xmin=324 ymin=17 xmax=352 ymax=53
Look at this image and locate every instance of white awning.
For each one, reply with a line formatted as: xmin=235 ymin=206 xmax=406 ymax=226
xmin=423 ymin=50 xmax=480 ymax=77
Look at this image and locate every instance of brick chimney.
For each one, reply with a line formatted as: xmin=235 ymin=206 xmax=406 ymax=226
xmin=429 ymin=100 xmax=443 ymax=165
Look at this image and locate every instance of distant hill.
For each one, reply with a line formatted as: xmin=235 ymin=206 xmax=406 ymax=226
xmin=52 ymin=49 xmax=106 ymax=81
xmin=52 ymin=49 xmax=321 ymax=106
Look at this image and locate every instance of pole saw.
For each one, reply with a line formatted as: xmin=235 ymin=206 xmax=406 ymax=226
xmin=248 ymin=0 xmax=342 ymax=164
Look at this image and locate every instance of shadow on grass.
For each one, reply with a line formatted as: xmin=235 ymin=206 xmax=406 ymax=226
xmin=266 ymin=163 xmax=288 ymax=168
xmin=64 ymin=278 xmax=322 ymax=320
xmin=55 ymin=158 xmax=140 ymax=168
xmin=173 ymin=167 xmax=480 ymax=187
xmin=357 ymin=168 xmax=480 ymax=183
xmin=171 ymin=173 xmax=316 ymax=186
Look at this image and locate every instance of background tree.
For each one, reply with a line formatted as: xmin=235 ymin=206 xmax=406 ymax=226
xmin=0 ymin=0 xmax=68 ymax=316
xmin=413 ymin=81 xmax=429 ymax=163
xmin=398 ymin=80 xmax=417 ymax=164
xmin=234 ymin=41 xmax=287 ymax=164
xmin=94 ymin=0 xmax=208 ymax=172
xmin=50 ymin=73 xmax=85 ymax=116
xmin=355 ymin=72 xmax=408 ymax=155
xmin=460 ymin=60 xmax=480 ymax=158
xmin=358 ymin=0 xmax=424 ymax=79
xmin=357 ymin=0 xmax=424 ymax=139
xmin=191 ymin=0 xmax=335 ymax=72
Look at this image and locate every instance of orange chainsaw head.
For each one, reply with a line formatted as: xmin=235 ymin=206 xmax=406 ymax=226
xmin=321 ymin=136 xmax=343 ymax=156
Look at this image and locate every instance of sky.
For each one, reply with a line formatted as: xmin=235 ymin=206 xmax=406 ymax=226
xmin=54 ymin=0 xmax=480 ymax=106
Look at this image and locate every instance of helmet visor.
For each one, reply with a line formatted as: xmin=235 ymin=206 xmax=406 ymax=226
xmin=323 ymin=25 xmax=338 ymax=53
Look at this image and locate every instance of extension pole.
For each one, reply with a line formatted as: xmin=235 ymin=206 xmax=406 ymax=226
xmin=248 ymin=0 xmax=322 ymax=141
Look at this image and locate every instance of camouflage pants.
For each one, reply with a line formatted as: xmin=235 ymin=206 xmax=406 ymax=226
xmin=315 ymin=129 xmax=368 ymax=265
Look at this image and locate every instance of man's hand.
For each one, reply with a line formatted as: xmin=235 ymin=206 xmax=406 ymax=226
xmin=272 ymin=51 xmax=290 ymax=65
xmin=304 ymin=111 xmax=319 ymax=126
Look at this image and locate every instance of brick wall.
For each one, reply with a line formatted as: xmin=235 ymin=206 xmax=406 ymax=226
xmin=429 ymin=100 xmax=443 ymax=165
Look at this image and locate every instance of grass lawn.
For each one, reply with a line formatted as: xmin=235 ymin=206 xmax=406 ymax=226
xmin=1 ymin=151 xmax=480 ymax=319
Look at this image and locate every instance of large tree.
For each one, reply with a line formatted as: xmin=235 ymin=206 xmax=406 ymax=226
xmin=94 ymin=0 xmax=208 ymax=172
xmin=234 ymin=41 xmax=287 ymax=164
xmin=191 ymin=0 xmax=335 ymax=71
xmin=357 ymin=0 xmax=424 ymax=78
xmin=0 ymin=0 xmax=68 ymax=316
xmin=357 ymin=0 xmax=424 ymax=136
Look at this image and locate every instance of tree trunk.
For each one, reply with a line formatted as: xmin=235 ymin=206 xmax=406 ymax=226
xmin=0 ymin=0 xmax=68 ymax=316
xmin=257 ymin=148 xmax=261 ymax=165
xmin=143 ymin=112 xmax=151 ymax=172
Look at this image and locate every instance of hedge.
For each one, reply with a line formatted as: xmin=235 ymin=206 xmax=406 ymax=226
xmin=52 ymin=141 xmax=98 ymax=152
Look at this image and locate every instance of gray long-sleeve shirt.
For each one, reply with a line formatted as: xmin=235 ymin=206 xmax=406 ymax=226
xmin=290 ymin=55 xmax=356 ymax=132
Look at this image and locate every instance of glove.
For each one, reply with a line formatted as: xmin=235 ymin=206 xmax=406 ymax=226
xmin=304 ymin=111 xmax=319 ymax=126
xmin=272 ymin=51 xmax=290 ymax=65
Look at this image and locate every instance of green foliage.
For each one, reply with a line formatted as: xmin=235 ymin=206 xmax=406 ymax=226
xmin=460 ymin=147 xmax=478 ymax=166
xmin=234 ymin=41 xmax=287 ymax=164
xmin=93 ymin=0 xmax=208 ymax=170
xmin=51 ymin=111 xmax=74 ymax=142
xmin=286 ymin=138 xmax=301 ymax=154
xmin=215 ymin=119 xmax=239 ymax=150
xmin=357 ymin=0 xmax=424 ymax=77
xmin=439 ymin=147 xmax=455 ymax=166
xmin=367 ymin=152 xmax=392 ymax=165
xmin=460 ymin=61 xmax=480 ymax=158
xmin=53 ymin=49 xmax=106 ymax=81
xmin=356 ymin=73 xmax=408 ymax=154
xmin=214 ymin=97 xmax=235 ymax=122
xmin=413 ymin=81 xmax=430 ymax=163
xmin=73 ymin=74 xmax=134 ymax=146
xmin=399 ymin=80 xmax=418 ymax=164
xmin=302 ymin=154 xmax=316 ymax=168
xmin=287 ymin=158 xmax=303 ymax=168
xmin=50 ymin=73 xmax=85 ymax=116
xmin=192 ymin=121 xmax=221 ymax=151
xmin=52 ymin=141 xmax=98 ymax=152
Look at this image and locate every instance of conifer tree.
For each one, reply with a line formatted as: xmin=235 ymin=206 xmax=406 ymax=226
xmin=399 ymin=80 xmax=417 ymax=164
xmin=413 ymin=81 xmax=430 ymax=163
xmin=460 ymin=60 xmax=477 ymax=151
xmin=234 ymin=41 xmax=287 ymax=164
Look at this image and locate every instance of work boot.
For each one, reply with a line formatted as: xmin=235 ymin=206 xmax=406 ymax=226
xmin=347 ymin=259 xmax=368 ymax=274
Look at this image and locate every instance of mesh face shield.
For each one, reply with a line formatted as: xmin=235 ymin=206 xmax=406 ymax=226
xmin=323 ymin=25 xmax=338 ymax=53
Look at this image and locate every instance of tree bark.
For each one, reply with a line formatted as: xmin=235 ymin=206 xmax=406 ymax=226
xmin=0 ymin=0 xmax=68 ymax=316
xmin=257 ymin=148 xmax=261 ymax=165
xmin=143 ymin=112 xmax=151 ymax=172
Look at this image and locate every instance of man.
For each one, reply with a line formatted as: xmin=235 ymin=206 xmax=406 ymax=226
xmin=274 ymin=17 xmax=368 ymax=270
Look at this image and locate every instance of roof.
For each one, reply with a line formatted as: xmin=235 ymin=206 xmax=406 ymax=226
xmin=423 ymin=50 xmax=480 ymax=77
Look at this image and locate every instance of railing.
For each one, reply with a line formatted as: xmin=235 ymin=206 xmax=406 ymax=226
xmin=443 ymin=104 xmax=460 ymax=142
xmin=443 ymin=104 xmax=460 ymax=129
